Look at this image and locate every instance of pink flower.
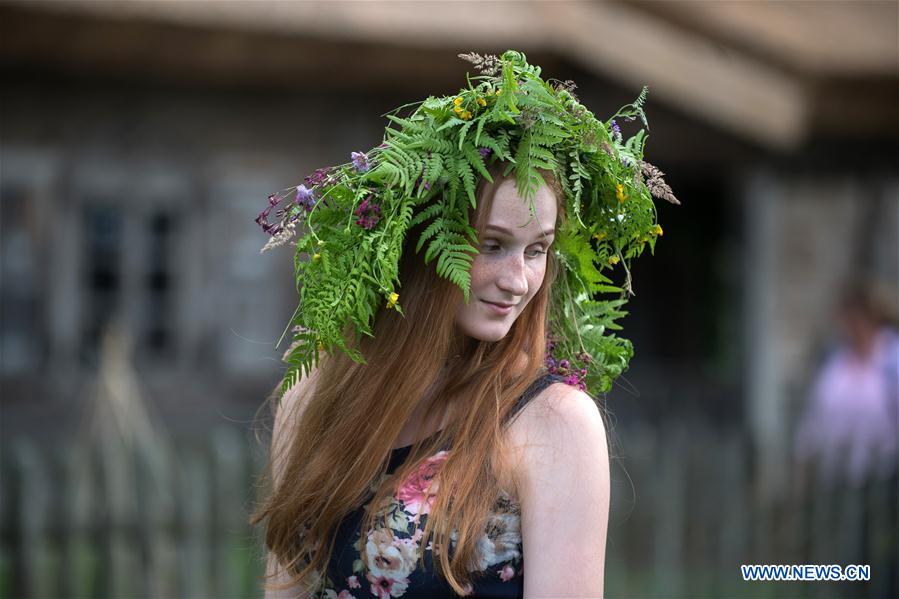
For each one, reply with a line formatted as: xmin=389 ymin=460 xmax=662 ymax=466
xmin=395 ymin=451 xmax=449 ymax=516
xmin=366 ymin=572 xmax=408 ymax=599
xmin=347 ymin=575 xmax=360 ymax=589
xmin=498 ymin=563 xmax=515 ymax=581
xmin=337 ymin=591 xmax=355 ymax=599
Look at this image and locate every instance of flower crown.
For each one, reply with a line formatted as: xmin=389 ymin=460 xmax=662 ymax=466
xmin=256 ymin=50 xmax=679 ymax=396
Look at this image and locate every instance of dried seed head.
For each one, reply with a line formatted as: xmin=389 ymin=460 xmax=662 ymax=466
xmin=458 ymin=52 xmax=502 ymax=76
xmin=639 ymin=160 xmax=680 ymax=205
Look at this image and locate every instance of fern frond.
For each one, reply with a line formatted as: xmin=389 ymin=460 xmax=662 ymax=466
xmin=410 ymin=201 xmax=443 ymax=228
xmin=462 ymin=144 xmax=492 ymax=183
xmin=458 ymin=120 xmax=476 ymax=150
xmin=425 ymin=152 xmax=445 ymax=184
xmin=408 ymin=137 xmax=456 ymax=155
xmin=416 ymin=215 xmax=445 ymax=253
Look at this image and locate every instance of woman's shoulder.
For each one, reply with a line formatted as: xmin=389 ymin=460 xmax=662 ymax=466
xmin=504 ymin=378 xmax=607 ymax=487
xmin=507 ymin=379 xmax=604 ymax=449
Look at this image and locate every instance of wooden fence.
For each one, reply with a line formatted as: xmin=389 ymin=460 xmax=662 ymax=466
xmin=605 ymin=423 xmax=898 ymax=599
xmin=1 ymin=426 xmax=267 ymax=599
xmin=1 ymin=424 xmax=896 ymax=598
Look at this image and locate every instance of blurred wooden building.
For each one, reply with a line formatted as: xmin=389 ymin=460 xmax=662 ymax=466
xmin=1 ymin=0 xmax=897 ymax=498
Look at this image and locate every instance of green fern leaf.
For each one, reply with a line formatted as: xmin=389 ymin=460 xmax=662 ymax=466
xmin=462 ymin=145 xmax=492 ymax=183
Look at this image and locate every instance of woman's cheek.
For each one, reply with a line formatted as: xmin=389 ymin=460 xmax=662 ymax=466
xmin=521 ymin=261 xmax=546 ymax=303
xmin=529 ymin=259 xmax=547 ymax=286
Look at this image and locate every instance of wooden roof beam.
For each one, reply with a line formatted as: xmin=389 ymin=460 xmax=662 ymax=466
xmin=544 ymin=2 xmax=810 ymax=150
xmin=3 ymin=0 xmax=813 ymax=149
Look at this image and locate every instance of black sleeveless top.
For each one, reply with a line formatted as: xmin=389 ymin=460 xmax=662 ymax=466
xmin=313 ymin=371 xmax=566 ymax=598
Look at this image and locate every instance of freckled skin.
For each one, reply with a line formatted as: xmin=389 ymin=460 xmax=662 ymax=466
xmin=454 ymin=179 xmax=557 ymax=342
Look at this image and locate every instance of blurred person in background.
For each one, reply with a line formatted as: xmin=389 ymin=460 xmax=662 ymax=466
xmin=794 ymin=281 xmax=899 ymax=491
xmin=793 ymin=279 xmax=898 ymax=598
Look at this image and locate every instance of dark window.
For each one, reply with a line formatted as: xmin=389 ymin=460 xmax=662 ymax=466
xmin=81 ymin=204 xmax=122 ymax=362
xmin=144 ymin=211 xmax=174 ymax=356
xmin=0 ymin=185 xmax=42 ymax=375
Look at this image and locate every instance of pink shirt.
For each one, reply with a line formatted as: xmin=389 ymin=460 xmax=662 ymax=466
xmin=794 ymin=328 xmax=899 ymax=487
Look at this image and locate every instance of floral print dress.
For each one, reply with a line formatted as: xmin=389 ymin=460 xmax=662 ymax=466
xmin=314 ymin=372 xmax=565 ymax=599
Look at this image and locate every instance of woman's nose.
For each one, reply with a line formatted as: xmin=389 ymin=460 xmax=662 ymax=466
xmin=496 ymin=253 xmax=528 ymax=296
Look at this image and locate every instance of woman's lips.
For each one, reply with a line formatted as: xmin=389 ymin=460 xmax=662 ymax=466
xmin=481 ymin=300 xmax=514 ymax=316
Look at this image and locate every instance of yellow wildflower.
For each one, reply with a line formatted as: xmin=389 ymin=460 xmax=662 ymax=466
xmin=453 ymin=105 xmax=463 ymax=113
xmin=616 ymin=183 xmax=626 ymax=203
xmin=453 ymin=97 xmax=464 ymax=106
xmin=312 ymin=253 xmax=321 ymax=261
xmin=477 ymin=97 xmax=486 ymax=107
xmin=653 ymin=224 xmax=664 ymax=236
xmin=387 ymin=292 xmax=399 ymax=309
xmin=608 ymin=256 xmax=620 ymax=265
xmin=460 ymin=110 xmax=472 ymax=120
xmin=592 ymin=231 xmax=607 ymax=241
xmin=496 ymin=88 xmax=502 ymax=95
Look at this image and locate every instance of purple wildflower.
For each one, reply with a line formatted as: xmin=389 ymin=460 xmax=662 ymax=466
xmin=354 ymin=196 xmax=381 ymax=230
xmin=413 ymin=163 xmax=433 ymax=194
xmin=304 ymin=167 xmax=333 ymax=188
xmin=295 ymin=185 xmax=316 ymax=212
xmin=564 ymin=374 xmax=586 ymax=390
xmin=255 ymin=203 xmax=275 ymax=234
xmin=544 ymin=336 xmax=590 ymax=390
xmin=351 ymin=151 xmax=370 ymax=173
xmin=610 ymin=119 xmax=621 ymax=140
xmin=478 ymin=147 xmax=492 ymax=159
xmin=260 ymin=221 xmax=282 ymax=236
xmin=414 ymin=175 xmax=432 ymax=193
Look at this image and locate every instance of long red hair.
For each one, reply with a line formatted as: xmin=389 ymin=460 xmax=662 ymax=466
xmin=251 ymin=164 xmax=566 ymax=594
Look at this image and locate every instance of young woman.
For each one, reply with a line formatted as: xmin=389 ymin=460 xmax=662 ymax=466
xmin=251 ymin=50 xmax=675 ymax=598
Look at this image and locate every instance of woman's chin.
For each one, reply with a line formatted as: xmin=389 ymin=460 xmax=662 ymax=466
xmin=463 ymin=325 xmax=511 ymax=343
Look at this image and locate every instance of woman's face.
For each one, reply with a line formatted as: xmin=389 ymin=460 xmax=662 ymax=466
xmin=453 ymin=178 xmax=558 ymax=342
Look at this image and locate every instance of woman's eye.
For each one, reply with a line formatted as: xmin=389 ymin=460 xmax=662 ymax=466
xmin=480 ymin=242 xmax=547 ymax=257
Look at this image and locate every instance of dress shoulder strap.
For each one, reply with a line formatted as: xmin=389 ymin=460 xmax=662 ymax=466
xmin=506 ymin=371 xmax=567 ymax=425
